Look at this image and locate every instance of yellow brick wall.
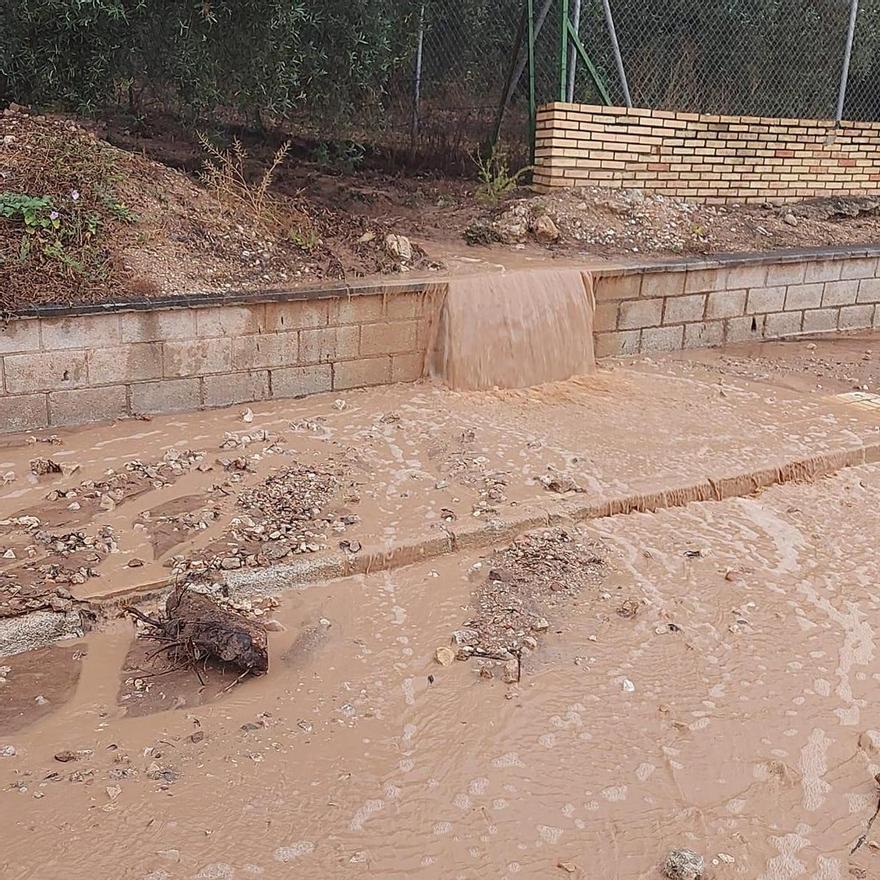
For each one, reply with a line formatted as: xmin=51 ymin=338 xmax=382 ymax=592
xmin=533 ymin=102 xmax=880 ymax=203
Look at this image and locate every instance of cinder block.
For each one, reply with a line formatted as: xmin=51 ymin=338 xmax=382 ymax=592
xmin=231 ymin=333 xmax=298 ymax=370
xmin=663 ymin=294 xmax=706 ymax=324
xmin=723 ymin=264 xmax=769 ymax=290
xmin=360 ymin=321 xmax=418 ymax=356
xmin=0 ymin=393 xmax=48 ymax=433
xmin=747 ymin=286 xmax=786 ymax=313
xmin=857 ymin=278 xmax=880 ymax=303
xmin=765 ymin=262 xmax=806 ymax=286
xmin=641 ymin=271 xmax=685 ymax=298
xmin=392 ymin=353 xmax=425 ymax=382
xmin=706 ymin=289 xmax=747 ymax=319
xmin=684 ymin=321 xmax=724 ymax=348
xmin=802 ymin=308 xmax=840 ymax=333
xmin=195 ymin=304 xmax=266 ymax=338
xmin=299 ymin=326 xmax=360 ymax=364
xmin=822 ymin=280 xmax=859 ymax=306
xmin=49 ymin=386 xmax=127 ymax=427
xmin=271 ymin=364 xmax=332 ymax=398
xmin=331 ymin=295 xmax=384 ymax=325
xmin=593 ymin=302 xmax=619 ymax=333
xmin=594 ymin=330 xmax=640 ymax=358
xmin=839 ymin=304 xmax=874 ymax=329
xmin=265 ymin=299 xmax=329 ymax=332
xmin=594 ymin=273 xmax=641 ymax=301
xmin=333 ymin=357 xmax=391 ymax=390
xmin=785 ymin=283 xmax=824 ymax=310
xmin=618 ymin=298 xmax=663 ymax=329
xmin=803 ymin=259 xmax=843 ymax=283
xmin=203 ymin=371 xmax=269 ymax=407
xmin=764 ymin=311 xmax=803 ymax=337
xmin=725 ymin=314 xmax=765 ymax=342
xmin=88 ymin=343 xmax=163 ymax=385
xmin=131 ymin=378 xmax=201 ymax=414
xmin=41 ymin=314 xmax=120 ymax=350
xmin=385 ymin=293 xmax=425 ymax=320
xmin=839 ymin=256 xmax=878 ymax=279
xmin=4 ymin=350 xmax=88 ymax=393
xmin=684 ymin=268 xmax=726 ymax=294
xmin=874 ymin=305 xmax=880 ymax=328
xmin=163 ymin=338 xmax=231 ymax=377
xmin=640 ymin=325 xmax=684 ymax=352
xmin=119 ymin=308 xmax=196 ymax=343
xmin=0 ymin=319 xmax=40 ymax=355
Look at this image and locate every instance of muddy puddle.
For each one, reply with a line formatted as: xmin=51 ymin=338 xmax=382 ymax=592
xmin=3 ymin=462 xmax=880 ymax=879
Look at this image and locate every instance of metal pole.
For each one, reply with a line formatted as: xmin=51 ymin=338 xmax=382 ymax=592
xmin=410 ymin=4 xmax=425 ymax=153
xmin=559 ymin=0 xmax=569 ymax=101
xmin=602 ymin=0 xmax=631 ymax=106
xmin=566 ymin=0 xmax=581 ymax=102
xmin=836 ymin=0 xmax=859 ymax=122
xmin=527 ymin=0 xmax=537 ymax=160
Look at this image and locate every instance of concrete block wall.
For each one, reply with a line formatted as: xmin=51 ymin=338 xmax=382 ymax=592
xmin=535 ymin=102 xmax=880 ymax=203
xmin=593 ymin=253 xmax=880 ymax=357
xmin=0 ymin=285 xmax=437 ymax=433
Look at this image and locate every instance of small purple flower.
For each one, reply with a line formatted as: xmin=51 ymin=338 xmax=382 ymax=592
xmin=70 ymin=190 xmax=79 ymax=202
xmin=49 ymin=211 xmax=59 ymax=221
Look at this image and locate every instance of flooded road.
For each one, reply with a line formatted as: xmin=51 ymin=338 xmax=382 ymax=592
xmin=3 ymin=461 xmax=880 ymax=880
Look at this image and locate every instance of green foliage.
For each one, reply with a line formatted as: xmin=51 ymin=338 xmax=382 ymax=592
xmin=312 ymin=140 xmax=366 ymax=175
xmin=472 ymin=146 xmax=530 ymax=204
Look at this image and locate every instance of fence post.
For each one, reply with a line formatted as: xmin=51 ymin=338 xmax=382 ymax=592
xmin=559 ymin=0 xmax=569 ymax=101
xmin=836 ymin=0 xmax=859 ymax=123
xmin=602 ymin=0 xmax=631 ymax=107
xmin=410 ymin=3 xmax=425 ymax=154
xmin=566 ymin=0 xmax=581 ymax=102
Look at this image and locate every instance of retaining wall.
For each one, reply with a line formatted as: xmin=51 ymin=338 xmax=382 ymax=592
xmin=1 ymin=248 xmax=878 ymax=434
xmin=534 ymin=102 xmax=880 ymax=203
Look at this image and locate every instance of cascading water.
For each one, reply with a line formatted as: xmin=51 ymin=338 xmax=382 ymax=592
xmin=428 ymin=268 xmax=596 ymax=390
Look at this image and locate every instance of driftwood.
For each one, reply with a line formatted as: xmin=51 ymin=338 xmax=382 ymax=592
xmin=128 ymin=584 xmax=269 ymax=678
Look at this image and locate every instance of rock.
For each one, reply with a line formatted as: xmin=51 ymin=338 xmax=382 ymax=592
xmin=664 ymin=849 xmax=704 ymax=880
xmin=220 ymin=556 xmax=242 ymax=570
xmin=384 ymin=233 xmax=413 ymax=263
xmin=333 ymin=399 xmax=347 ymax=411
xmin=48 ymin=596 xmax=72 ymax=612
xmin=0 ymin=745 xmax=16 ymax=757
xmin=859 ymin=730 xmax=880 ymax=754
xmin=434 ymin=646 xmax=455 ymax=667
xmin=30 ymin=458 xmax=62 ymax=476
xmin=783 ymin=212 xmax=798 ymax=226
xmin=127 ymin=558 xmax=145 ymax=568
xmin=451 ymin=628 xmax=479 ymax=647
xmin=241 ymin=408 xmax=254 ymax=423
xmin=532 ymin=213 xmax=560 ymax=243
xmin=502 ymin=658 xmax=520 ymax=684
xmin=60 ymin=463 xmax=80 ymax=478
xmin=189 ymin=730 xmax=205 ymax=744
xmin=532 ymin=617 xmax=549 ymax=633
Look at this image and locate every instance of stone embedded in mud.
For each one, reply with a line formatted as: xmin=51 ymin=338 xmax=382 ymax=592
xmin=531 ymin=213 xmax=560 ymax=243
xmin=54 ymin=750 xmax=77 ymax=763
xmin=434 ymin=646 xmax=455 ymax=667
xmin=451 ymin=628 xmax=479 ymax=647
xmin=664 ymin=849 xmax=704 ymax=880
xmin=859 ymin=730 xmax=880 ymax=754
xmin=502 ymin=658 xmax=520 ymax=684
xmin=0 ymin=745 xmax=15 ymax=757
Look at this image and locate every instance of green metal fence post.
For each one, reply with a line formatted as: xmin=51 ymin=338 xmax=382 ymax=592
xmin=559 ymin=0 xmax=569 ymax=101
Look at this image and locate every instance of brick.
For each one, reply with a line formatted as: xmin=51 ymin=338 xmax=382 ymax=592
xmin=131 ymin=378 xmax=201 ymax=414
xmin=0 ymin=393 xmax=48 ymax=433
xmin=88 ymin=343 xmax=163 ymax=385
xmin=594 ymin=273 xmax=641 ymax=301
xmin=747 ymin=286 xmax=786 ymax=313
xmin=265 ymin=299 xmax=329 ymax=332
xmin=360 ymin=321 xmax=417 ymax=356
xmin=618 ymin=298 xmax=663 ymax=329
xmin=684 ymin=321 xmax=724 ymax=348
xmin=331 ymin=295 xmax=384 ymax=325
xmin=765 ymin=262 xmax=806 ymax=286
xmin=802 ymin=308 xmax=840 ymax=333
xmin=4 ymin=351 xmax=88 ymax=393
xmin=333 ymin=357 xmax=391 ymax=390
xmin=764 ymin=311 xmax=803 ymax=337
xmin=723 ymin=264 xmax=769 ymax=290
xmin=641 ymin=271 xmax=685 ymax=298
xmin=803 ymin=260 xmax=843 ymax=283
xmin=822 ymin=280 xmax=859 ymax=306
xmin=119 ymin=309 xmax=196 ymax=343
xmin=640 ymin=325 xmax=684 ymax=353
xmin=874 ymin=305 xmax=880 ymax=328
xmin=839 ymin=304 xmax=874 ymax=329
xmin=392 ymin=353 xmax=424 ymax=383
xmin=48 ymin=386 xmax=127 ymax=427
xmin=196 ymin=305 xmax=266 ymax=338
xmin=271 ymin=364 xmax=332 ymax=398
xmin=163 ymin=338 xmax=231 ymax=377
xmin=684 ymin=268 xmax=726 ymax=294
xmin=299 ymin=326 xmax=360 ymax=364
xmin=41 ymin=314 xmax=119 ymax=350
xmin=385 ymin=293 xmax=425 ymax=320
xmin=857 ymin=278 xmax=880 ymax=303
xmin=706 ymin=289 xmax=747 ymax=319
xmin=725 ymin=315 xmax=766 ymax=342
xmin=594 ymin=330 xmax=640 ymax=358
xmin=839 ymin=256 xmax=878 ymax=279
xmin=0 ymin=319 xmax=40 ymax=355
xmin=231 ymin=333 xmax=298 ymax=370
xmin=663 ymin=294 xmax=706 ymax=324
xmin=203 ymin=371 xmax=269 ymax=407
xmin=784 ymin=283 xmax=824 ymax=310
xmin=593 ymin=302 xmax=619 ymax=333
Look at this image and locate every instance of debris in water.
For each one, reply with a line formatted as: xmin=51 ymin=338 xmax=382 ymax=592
xmin=0 ymin=745 xmax=16 ymax=757
xmin=30 ymin=458 xmax=62 ymax=476
xmin=434 ymin=646 xmax=455 ymax=667
xmin=664 ymin=848 xmax=704 ymax=880
xmin=241 ymin=408 xmax=254 ymax=423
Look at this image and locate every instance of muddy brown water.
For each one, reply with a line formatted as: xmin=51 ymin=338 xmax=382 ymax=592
xmin=3 ymin=463 xmax=880 ymax=879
